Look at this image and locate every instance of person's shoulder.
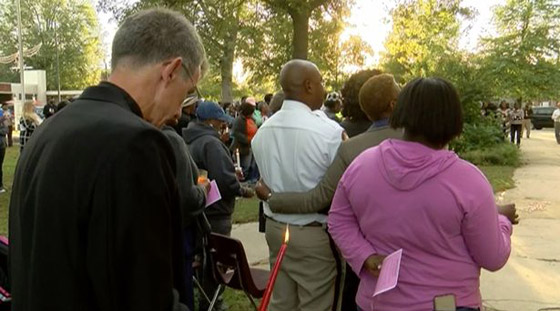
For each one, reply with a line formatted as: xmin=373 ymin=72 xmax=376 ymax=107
xmin=313 ymin=110 xmax=342 ymax=130
xmin=300 ymin=110 xmax=342 ymax=140
xmin=61 ymin=99 xmax=166 ymax=148
xmin=446 ymin=156 xmax=490 ymax=185
xmin=74 ymin=98 xmax=153 ymax=130
xmin=161 ymin=126 xmax=185 ymax=148
xmin=340 ymin=128 xmax=402 ymax=157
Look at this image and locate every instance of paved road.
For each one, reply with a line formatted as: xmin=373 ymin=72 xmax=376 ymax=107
xmin=232 ymin=129 xmax=560 ymax=310
xmin=481 ymin=128 xmax=560 ymax=311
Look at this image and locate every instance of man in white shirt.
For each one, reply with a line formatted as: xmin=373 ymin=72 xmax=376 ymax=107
xmin=252 ymin=60 xmax=343 ymax=311
xmin=552 ymin=102 xmax=560 ymax=144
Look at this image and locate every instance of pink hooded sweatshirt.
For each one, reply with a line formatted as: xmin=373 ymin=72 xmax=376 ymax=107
xmin=328 ymin=139 xmax=512 ymax=311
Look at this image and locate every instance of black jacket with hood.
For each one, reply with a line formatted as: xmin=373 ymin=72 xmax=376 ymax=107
xmin=183 ymin=121 xmax=242 ymax=217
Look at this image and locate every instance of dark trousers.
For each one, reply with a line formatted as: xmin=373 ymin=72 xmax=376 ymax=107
xmin=183 ymin=228 xmax=195 ymax=311
xmin=0 ymin=146 xmax=5 ymax=188
xmin=555 ymin=122 xmax=560 ymax=144
xmin=7 ymin=126 xmax=12 ymax=147
xmin=510 ymin=124 xmax=522 ymax=145
xmin=240 ymin=152 xmax=259 ymax=183
xmin=198 ymin=215 xmax=232 ymax=311
xmin=341 ymin=264 xmax=359 ymax=311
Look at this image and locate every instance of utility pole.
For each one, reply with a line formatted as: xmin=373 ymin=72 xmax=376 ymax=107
xmin=16 ymin=0 xmax=25 ymax=119
xmin=14 ymin=0 xmax=25 ymax=122
xmin=55 ymin=17 xmax=61 ymax=103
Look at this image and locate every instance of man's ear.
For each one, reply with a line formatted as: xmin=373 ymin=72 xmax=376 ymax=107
xmin=389 ymin=100 xmax=396 ymax=112
xmin=304 ymin=79 xmax=313 ymax=94
xmin=161 ymin=57 xmax=182 ymax=83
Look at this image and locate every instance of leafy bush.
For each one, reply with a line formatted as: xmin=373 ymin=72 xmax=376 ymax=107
xmin=450 ymin=114 xmax=504 ymax=154
xmin=458 ymin=143 xmax=521 ymax=167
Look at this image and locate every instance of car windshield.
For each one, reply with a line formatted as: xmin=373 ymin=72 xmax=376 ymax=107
xmin=533 ymin=107 xmax=555 ymax=114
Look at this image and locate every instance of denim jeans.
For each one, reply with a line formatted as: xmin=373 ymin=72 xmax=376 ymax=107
xmin=0 ymin=146 xmax=5 ymax=188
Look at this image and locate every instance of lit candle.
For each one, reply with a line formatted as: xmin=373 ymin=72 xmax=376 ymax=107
xmin=258 ymin=225 xmax=290 ymax=311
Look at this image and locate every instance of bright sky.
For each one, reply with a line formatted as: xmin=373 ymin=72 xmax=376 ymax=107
xmin=97 ymin=0 xmax=505 ymax=75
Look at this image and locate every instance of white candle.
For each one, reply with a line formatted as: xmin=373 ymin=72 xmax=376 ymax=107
xmin=235 ymin=148 xmax=241 ymax=169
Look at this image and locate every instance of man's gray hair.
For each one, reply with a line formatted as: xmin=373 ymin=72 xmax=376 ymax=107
xmin=111 ymin=8 xmax=207 ymax=77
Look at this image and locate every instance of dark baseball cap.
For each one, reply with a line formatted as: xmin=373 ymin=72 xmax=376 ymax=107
xmin=196 ymin=101 xmax=233 ymax=123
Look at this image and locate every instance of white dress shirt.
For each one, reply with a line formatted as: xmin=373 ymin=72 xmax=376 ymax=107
xmin=252 ymin=100 xmax=343 ymax=225
xmin=552 ymin=108 xmax=560 ymax=122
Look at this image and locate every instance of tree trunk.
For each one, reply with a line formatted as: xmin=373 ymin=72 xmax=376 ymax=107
xmin=220 ymin=22 xmax=239 ymax=103
xmin=290 ymin=10 xmax=310 ymax=60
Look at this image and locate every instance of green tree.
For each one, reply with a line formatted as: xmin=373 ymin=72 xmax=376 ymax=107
xmin=0 ymin=0 xmax=102 ymax=90
xmin=264 ymin=0 xmax=330 ymax=60
xmin=381 ymin=0 xmax=473 ymax=81
xmin=100 ymin=0 xmax=257 ymax=103
xmin=241 ymin=0 xmax=369 ymax=91
xmin=480 ymin=0 xmax=560 ymax=100
xmin=100 ymin=0 xmax=366 ymax=99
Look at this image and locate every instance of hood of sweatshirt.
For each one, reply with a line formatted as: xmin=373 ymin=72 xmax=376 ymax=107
xmin=183 ymin=121 xmax=219 ymax=144
xmin=378 ymin=139 xmax=458 ymax=191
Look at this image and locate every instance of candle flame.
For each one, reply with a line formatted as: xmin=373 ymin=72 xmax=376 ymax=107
xmin=284 ymin=225 xmax=290 ymax=243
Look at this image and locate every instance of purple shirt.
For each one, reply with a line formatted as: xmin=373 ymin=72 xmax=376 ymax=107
xmin=328 ymin=139 xmax=512 ymax=311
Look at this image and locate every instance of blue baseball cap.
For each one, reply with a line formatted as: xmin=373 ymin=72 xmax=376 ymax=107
xmin=196 ymin=101 xmax=233 ymax=123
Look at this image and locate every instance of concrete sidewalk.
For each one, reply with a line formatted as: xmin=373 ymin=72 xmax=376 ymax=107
xmin=231 ymin=222 xmax=269 ymax=270
xmin=481 ymin=130 xmax=560 ymax=311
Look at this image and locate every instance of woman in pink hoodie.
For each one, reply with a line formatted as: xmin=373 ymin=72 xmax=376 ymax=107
xmin=328 ymin=77 xmax=518 ymax=311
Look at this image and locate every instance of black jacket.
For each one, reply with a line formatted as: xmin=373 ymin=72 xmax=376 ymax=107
xmin=183 ymin=121 xmax=242 ymax=217
xmin=162 ymin=125 xmax=206 ymax=227
xmin=9 ymin=82 xmax=187 ymax=311
xmin=230 ymin=116 xmax=251 ymax=156
xmin=43 ymin=103 xmax=57 ymax=118
xmin=172 ymin=112 xmax=194 ymax=135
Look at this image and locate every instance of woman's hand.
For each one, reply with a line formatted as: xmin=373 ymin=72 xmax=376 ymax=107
xmin=497 ymin=203 xmax=520 ymax=225
xmin=363 ymin=254 xmax=387 ymax=277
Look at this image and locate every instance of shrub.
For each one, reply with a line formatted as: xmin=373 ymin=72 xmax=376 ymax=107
xmin=459 ymin=143 xmax=521 ymax=167
xmin=450 ymin=113 xmax=504 ymax=154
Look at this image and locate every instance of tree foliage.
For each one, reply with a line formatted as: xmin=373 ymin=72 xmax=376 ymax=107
xmin=0 ymin=0 xmax=102 ymax=90
xmin=99 ymin=0 xmax=368 ymax=100
xmin=240 ymin=0 xmax=370 ymax=92
xmin=480 ymin=0 xmax=560 ymax=100
xmin=382 ymin=0 xmax=473 ymax=82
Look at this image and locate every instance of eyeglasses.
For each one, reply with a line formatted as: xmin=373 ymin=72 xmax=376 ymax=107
xmin=180 ymin=60 xmax=202 ymax=99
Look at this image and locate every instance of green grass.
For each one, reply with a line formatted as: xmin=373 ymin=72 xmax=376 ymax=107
xmin=223 ymin=288 xmax=261 ymax=311
xmin=478 ymin=165 xmax=516 ymax=193
xmin=0 ymin=146 xmax=18 ymax=236
xmin=233 ymin=197 xmax=260 ymax=224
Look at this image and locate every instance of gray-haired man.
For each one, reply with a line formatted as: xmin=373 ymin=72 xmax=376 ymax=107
xmin=9 ymin=9 xmax=205 ymax=311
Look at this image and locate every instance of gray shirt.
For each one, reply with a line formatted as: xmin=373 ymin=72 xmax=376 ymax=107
xmin=508 ymin=109 xmax=524 ymax=125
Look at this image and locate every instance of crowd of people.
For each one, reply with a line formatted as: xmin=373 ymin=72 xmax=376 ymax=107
xmin=4 ymin=7 xmax=522 ymax=311
xmin=0 ymin=98 xmax=71 ymax=194
xmin=482 ymin=100 xmax=534 ymax=146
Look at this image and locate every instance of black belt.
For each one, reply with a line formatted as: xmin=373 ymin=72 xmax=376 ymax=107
xmin=265 ymin=215 xmax=324 ymax=227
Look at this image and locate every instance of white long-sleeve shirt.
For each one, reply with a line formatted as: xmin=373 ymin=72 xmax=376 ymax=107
xmin=552 ymin=108 xmax=560 ymax=122
xmin=252 ymin=100 xmax=343 ymax=225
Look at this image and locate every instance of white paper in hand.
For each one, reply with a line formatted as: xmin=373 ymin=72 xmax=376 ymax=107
xmin=373 ymin=249 xmax=403 ymax=297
